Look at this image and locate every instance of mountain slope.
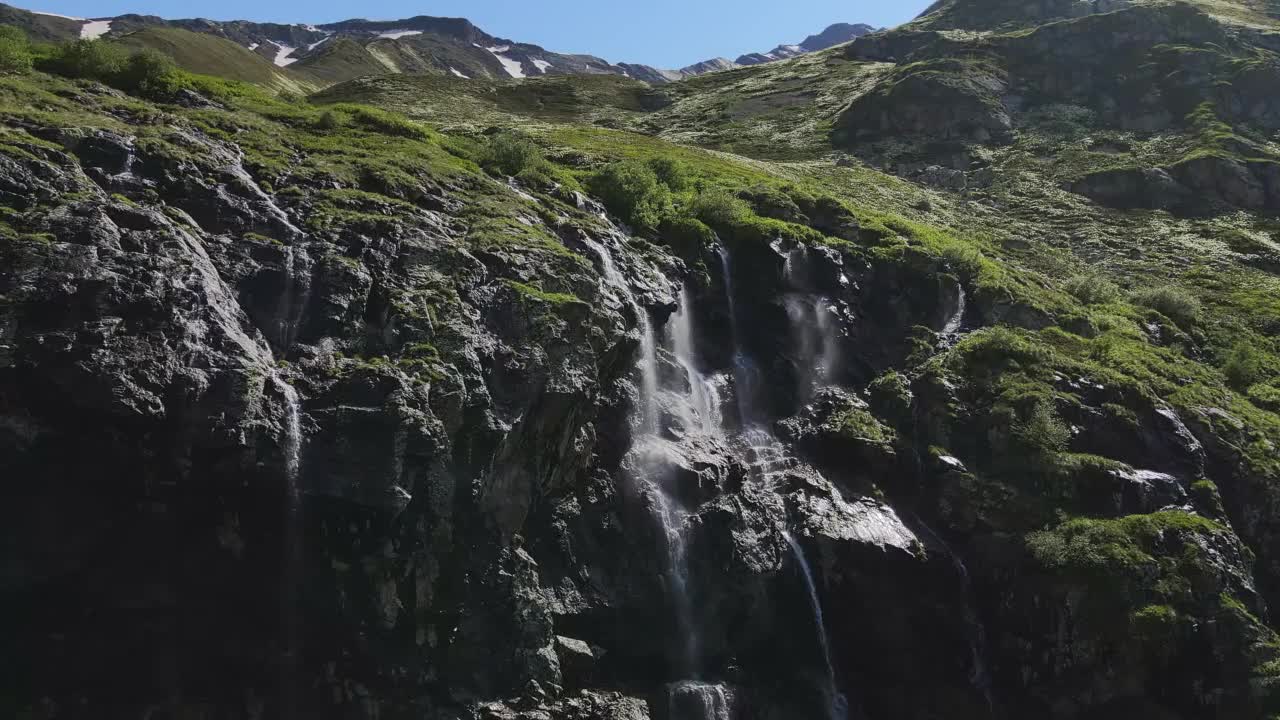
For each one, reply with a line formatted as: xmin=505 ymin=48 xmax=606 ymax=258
xmin=112 ymin=26 xmax=317 ymax=94
xmin=3 ymin=3 xmax=880 ymax=86
xmin=0 ymin=2 xmax=97 ymax=40
xmin=914 ymin=0 xmax=1280 ymax=30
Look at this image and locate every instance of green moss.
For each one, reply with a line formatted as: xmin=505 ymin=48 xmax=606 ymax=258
xmin=503 ymin=279 xmax=584 ymax=307
xmin=868 ymin=371 xmax=913 ymax=426
xmin=1027 ymin=511 xmax=1227 ymax=611
xmin=827 ymin=405 xmax=896 ymax=445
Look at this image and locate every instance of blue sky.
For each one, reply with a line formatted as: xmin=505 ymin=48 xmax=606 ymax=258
xmin=19 ymin=0 xmax=933 ymax=68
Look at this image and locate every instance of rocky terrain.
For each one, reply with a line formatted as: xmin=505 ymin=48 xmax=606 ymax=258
xmin=2 ymin=0 xmax=1280 ymax=719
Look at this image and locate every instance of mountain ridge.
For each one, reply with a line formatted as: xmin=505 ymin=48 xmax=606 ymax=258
xmin=5 ymin=3 xmax=880 ymax=85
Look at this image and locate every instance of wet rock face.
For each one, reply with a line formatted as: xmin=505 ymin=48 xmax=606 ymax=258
xmin=4 ymin=69 xmax=1280 ymax=720
xmin=0 ymin=118 xmax=635 ymax=718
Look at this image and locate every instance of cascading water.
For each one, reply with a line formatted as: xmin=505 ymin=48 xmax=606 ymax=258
xmin=717 ymin=245 xmax=760 ymax=428
xmin=276 ymin=377 xmax=303 ymax=492
xmin=668 ymin=681 xmax=731 ymax=720
xmin=272 ymin=372 xmax=304 ymax=719
xmin=943 ymin=284 xmax=967 ymax=335
xmin=226 ymin=151 xmax=306 ymax=240
xmin=717 ymin=244 xmax=802 ymax=483
xmin=913 ymin=517 xmax=994 ymax=712
xmin=583 ymin=232 xmax=699 ymax=673
xmin=583 ymin=234 xmax=660 ymax=431
xmin=671 ymin=286 xmax=722 ymax=436
xmin=782 ymin=244 xmax=840 ymax=398
xmin=783 ymin=532 xmax=848 ymax=720
xmin=275 ymin=246 xmax=312 ymax=352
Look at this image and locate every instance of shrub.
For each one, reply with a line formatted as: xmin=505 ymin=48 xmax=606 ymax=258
xmin=1013 ymin=399 xmax=1071 ymax=458
xmin=341 ymin=105 xmax=430 ymax=139
xmin=0 ymin=25 xmax=32 ymax=74
xmin=43 ymin=38 xmax=127 ymax=81
xmin=587 ymin=160 xmax=672 ymax=233
xmin=1223 ymin=342 xmax=1264 ymax=390
xmin=1065 ymin=272 xmax=1122 ymax=305
xmin=686 ymin=188 xmax=750 ymax=228
xmin=116 ymin=49 xmax=184 ymax=99
xmin=647 ymin=157 xmax=690 ymax=192
xmin=482 ymin=131 xmax=544 ymax=177
xmin=1132 ymin=285 xmax=1201 ymax=327
xmin=315 ymin=110 xmax=341 ymax=130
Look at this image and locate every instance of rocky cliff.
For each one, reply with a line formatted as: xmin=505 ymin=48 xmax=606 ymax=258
xmin=4 ymin=1 xmax=1280 ymax=719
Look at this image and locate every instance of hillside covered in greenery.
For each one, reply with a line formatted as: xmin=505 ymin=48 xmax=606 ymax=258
xmin=2 ymin=1 xmax=1280 ymax=719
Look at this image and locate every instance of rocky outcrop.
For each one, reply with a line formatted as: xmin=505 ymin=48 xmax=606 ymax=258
xmin=1070 ymin=166 xmax=1193 ymax=211
xmin=834 ymin=58 xmax=1013 ymax=145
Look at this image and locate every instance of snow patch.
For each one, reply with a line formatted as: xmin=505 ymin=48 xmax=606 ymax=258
xmin=248 ymin=42 xmax=260 ymax=51
xmin=480 ymin=45 xmax=524 ymax=78
xmin=378 ymin=30 xmax=422 ymax=39
xmin=307 ymin=35 xmax=331 ymax=51
xmin=32 ymin=10 xmax=83 ymax=20
xmin=531 ymin=58 xmax=552 ymax=74
xmin=449 ymin=67 xmax=470 ymax=79
xmin=80 ymin=20 xmax=111 ymax=40
xmin=273 ymin=43 xmax=297 ymax=67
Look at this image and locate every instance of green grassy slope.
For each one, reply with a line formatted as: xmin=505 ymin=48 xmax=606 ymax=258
xmin=112 ymin=26 xmax=317 ymax=95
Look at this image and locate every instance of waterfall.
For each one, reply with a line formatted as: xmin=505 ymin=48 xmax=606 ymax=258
xmin=272 ymin=371 xmax=304 ymax=720
xmin=278 ymin=377 xmax=302 ymax=489
xmin=275 ymin=246 xmax=312 ymax=352
xmin=651 ymin=478 xmax=698 ymax=674
xmin=783 ymin=532 xmax=847 ymax=720
xmin=943 ymin=284 xmax=967 ymax=335
xmin=226 ymin=151 xmax=305 ymax=239
xmin=585 ymin=232 xmax=700 ymax=674
xmin=671 ymin=286 xmax=722 ymax=435
xmin=668 ymin=681 xmax=731 ymax=720
xmin=954 ymin=552 xmax=994 ymax=713
xmin=717 ymin=245 xmax=762 ymax=427
xmin=782 ymin=245 xmax=840 ymax=396
xmin=582 ymin=235 xmax=659 ymax=432
xmin=913 ymin=517 xmax=994 ymax=712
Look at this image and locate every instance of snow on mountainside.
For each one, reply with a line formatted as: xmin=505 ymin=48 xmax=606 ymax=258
xmin=6 ymin=3 xmax=878 ymax=85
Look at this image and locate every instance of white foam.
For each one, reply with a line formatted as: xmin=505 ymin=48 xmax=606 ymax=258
xmin=378 ymin=30 xmax=421 ymax=39
xmin=449 ymin=67 xmax=469 ymax=79
xmin=273 ymin=43 xmax=296 ymax=67
xmin=531 ymin=58 xmax=552 ymax=74
xmin=80 ymin=20 xmax=111 ymax=39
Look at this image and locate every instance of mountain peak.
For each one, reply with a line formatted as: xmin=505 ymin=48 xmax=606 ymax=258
xmin=799 ymin=22 xmax=877 ymax=51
